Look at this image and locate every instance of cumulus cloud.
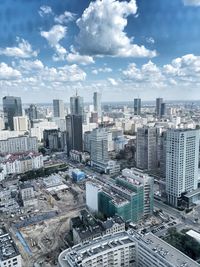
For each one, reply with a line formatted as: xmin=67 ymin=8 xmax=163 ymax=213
xmin=122 ymin=54 xmax=200 ymax=90
xmin=183 ymin=0 xmax=200 ymax=6
xmin=43 ymin=64 xmax=86 ymax=82
xmin=0 ymin=63 xmax=21 ymax=80
xmin=66 ymin=52 xmax=94 ymax=65
xmin=92 ymin=67 xmax=112 ymax=74
xmin=163 ymin=54 xmax=200 ymax=83
xmin=55 ymin=11 xmax=76 ymax=24
xmin=76 ymin=0 xmax=156 ymax=58
xmin=18 ymin=60 xmax=44 ymax=71
xmin=41 ymin=25 xmax=67 ymax=61
xmin=17 ymin=60 xmax=86 ymax=83
xmin=0 ymin=38 xmax=38 ymax=58
xmin=123 ymin=61 xmax=165 ymax=89
xmin=108 ymin=77 xmax=118 ymax=85
xmin=39 ymin=6 xmax=53 ymax=17
xmin=123 ymin=61 xmax=163 ymax=82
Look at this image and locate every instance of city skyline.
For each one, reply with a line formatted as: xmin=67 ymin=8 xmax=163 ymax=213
xmin=0 ymin=0 xmax=200 ymax=102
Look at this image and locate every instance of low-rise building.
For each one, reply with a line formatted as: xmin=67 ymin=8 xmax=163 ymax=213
xmin=59 ymin=232 xmax=136 ymax=267
xmin=69 ymin=150 xmax=90 ymax=163
xmin=71 ymin=210 xmax=125 ymax=245
xmin=58 ymin=231 xmax=200 ymax=267
xmin=72 ymin=169 xmax=86 ymax=182
xmin=0 ymin=227 xmax=22 ymax=267
xmin=19 ymin=183 xmax=37 ymax=208
xmin=0 ymin=152 xmax=43 ymax=177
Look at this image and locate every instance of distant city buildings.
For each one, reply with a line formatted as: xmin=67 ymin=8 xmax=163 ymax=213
xmin=26 ymin=104 xmax=38 ymax=125
xmin=166 ymin=129 xmax=200 ymax=207
xmin=3 ymin=96 xmax=22 ymax=130
xmin=156 ymin=98 xmax=166 ymax=118
xmin=53 ymin=99 xmax=65 ymax=118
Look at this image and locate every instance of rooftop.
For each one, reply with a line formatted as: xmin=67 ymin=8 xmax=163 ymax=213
xmin=58 ymin=232 xmax=134 ymax=267
xmin=0 ymin=228 xmax=20 ymax=262
xmin=140 ymin=232 xmax=200 ymax=267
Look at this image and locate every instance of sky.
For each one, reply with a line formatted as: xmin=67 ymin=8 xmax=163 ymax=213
xmin=0 ymin=0 xmax=200 ymax=103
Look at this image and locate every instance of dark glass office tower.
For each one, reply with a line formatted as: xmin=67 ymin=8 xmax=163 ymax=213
xmin=70 ymin=94 xmax=84 ymax=116
xmin=156 ymin=98 xmax=163 ymax=118
xmin=3 ymin=96 xmax=22 ymax=130
xmin=66 ymin=114 xmax=83 ymax=155
xmin=134 ymin=98 xmax=141 ymax=115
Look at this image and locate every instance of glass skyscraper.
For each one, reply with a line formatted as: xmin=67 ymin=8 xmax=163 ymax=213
xmin=3 ymin=96 xmax=22 ymax=130
xmin=70 ymin=94 xmax=84 ymax=116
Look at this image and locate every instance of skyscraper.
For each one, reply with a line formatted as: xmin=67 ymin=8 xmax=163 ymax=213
xmin=160 ymin=102 xmax=166 ymax=117
xmin=93 ymin=92 xmax=102 ymax=118
xmin=90 ymin=128 xmax=109 ymax=165
xmin=27 ymin=104 xmax=38 ymax=121
xmin=70 ymin=94 xmax=84 ymax=116
xmin=3 ymin=96 xmax=22 ymax=130
xmin=134 ymin=98 xmax=141 ymax=115
xmin=66 ymin=114 xmax=83 ymax=154
xmin=166 ymin=129 xmax=199 ymax=207
xmin=53 ymin=99 xmax=65 ymax=118
xmin=156 ymin=98 xmax=163 ymax=118
xmin=136 ymin=127 xmax=158 ymax=171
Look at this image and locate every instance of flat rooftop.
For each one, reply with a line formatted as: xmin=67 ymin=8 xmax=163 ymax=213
xmin=0 ymin=228 xmax=20 ymax=262
xmin=58 ymin=232 xmax=134 ymax=267
xmin=140 ymin=232 xmax=200 ymax=267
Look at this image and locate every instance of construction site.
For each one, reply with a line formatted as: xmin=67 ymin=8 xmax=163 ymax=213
xmin=1 ymin=171 xmax=86 ymax=267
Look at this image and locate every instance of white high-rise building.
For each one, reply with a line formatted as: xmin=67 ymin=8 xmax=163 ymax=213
xmin=13 ymin=116 xmax=28 ymax=131
xmin=166 ymin=129 xmax=200 ymax=207
xmin=136 ymin=127 xmax=158 ymax=171
xmin=53 ymin=99 xmax=65 ymax=118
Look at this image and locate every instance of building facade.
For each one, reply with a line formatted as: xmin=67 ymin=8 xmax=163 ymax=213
xmin=53 ymin=99 xmax=65 ymax=118
xmin=134 ymin=98 xmax=141 ymax=116
xmin=70 ymin=94 xmax=84 ymax=117
xmin=0 ymin=136 xmax=38 ymax=154
xmin=58 ymin=231 xmax=199 ymax=267
xmin=136 ymin=127 xmax=158 ymax=171
xmin=93 ymin=92 xmax=102 ymax=118
xmin=166 ymin=129 xmax=200 ymax=207
xmin=13 ymin=116 xmax=28 ymax=132
xmin=3 ymin=96 xmax=22 ymax=130
xmin=66 ymin=115 xmax=83 ymax=154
